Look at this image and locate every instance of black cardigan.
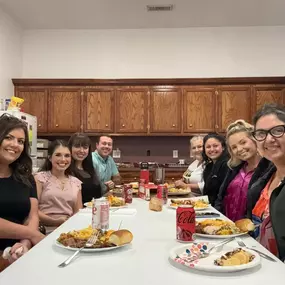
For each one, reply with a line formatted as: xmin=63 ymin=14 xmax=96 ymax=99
xmin=215 ymin=158 xmax=273 ymax=213
xmin=203 ymin=153 xmax=229 ymax=206
xmin=270 ymin=178 xmax=285 ymax=261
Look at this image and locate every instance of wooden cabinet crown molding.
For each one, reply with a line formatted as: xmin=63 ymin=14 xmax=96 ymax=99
xmin=12 ymin=76 xmax=285 ymax=87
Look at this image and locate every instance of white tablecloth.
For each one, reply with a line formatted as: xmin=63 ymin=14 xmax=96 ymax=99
xmin=0 ymin=199 xmax=284 ymax=285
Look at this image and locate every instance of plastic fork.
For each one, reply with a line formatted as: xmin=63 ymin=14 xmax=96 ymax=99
xmin=58 ymin=231 xmax=99 ymax=268
xmin=235 ymin=237 xmax=277 ymax=262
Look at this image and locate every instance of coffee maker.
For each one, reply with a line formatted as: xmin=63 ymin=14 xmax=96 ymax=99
xmin=140 ymin=162 xmax=149 ymax=183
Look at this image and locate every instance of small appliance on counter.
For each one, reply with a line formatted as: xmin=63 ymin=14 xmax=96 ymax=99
xmin=140 ymin=162 xmax=150 ymax=183
xmin=154 ymin=167 xmax=165 ymax=184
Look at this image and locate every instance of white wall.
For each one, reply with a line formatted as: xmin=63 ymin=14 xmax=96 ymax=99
xmin=22 ymin=26 xmax=285 ymax=79
xmin=0 ymin=7 xmax=22 ymax=98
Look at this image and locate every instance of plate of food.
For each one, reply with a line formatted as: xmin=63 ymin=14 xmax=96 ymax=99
xmin=168 ymin=187 xmax=191 ymax=196
xmin=170 ymin=242 xmax=260 ymax=272
xmin=194 ymin=218 xmax=254 ymax=238
xmin=84 ymin=195 xmax=127 ymax=209
xmin=169 ymin=198 xmax=210 ymax=211
xmin=56 ymin=226 xmax=133 ymax=252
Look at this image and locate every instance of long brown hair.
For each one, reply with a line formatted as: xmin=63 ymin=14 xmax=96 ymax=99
xmin=40 ymin=140 xmax=72 ymax=176
xmin=0 ymin=114 xmax=32 ymax=187
xmin=68 ymin=133 xmax=99 ymax=185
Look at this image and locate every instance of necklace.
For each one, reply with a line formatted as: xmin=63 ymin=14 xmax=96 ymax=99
xmin=57 ymin=177 xmax=68 ymax=191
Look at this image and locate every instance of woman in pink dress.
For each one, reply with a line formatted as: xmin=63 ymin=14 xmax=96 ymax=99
xmin=34 ymin=140 xmax=83 ymax=231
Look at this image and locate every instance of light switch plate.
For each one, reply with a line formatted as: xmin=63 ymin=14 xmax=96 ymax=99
xmin=173 ymin=150 xmax=178 ymax=158
xmin=113 ymin=149 xmax=121 ymax=158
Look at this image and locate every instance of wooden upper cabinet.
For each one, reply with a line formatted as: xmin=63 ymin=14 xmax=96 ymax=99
xmin=252 ymin=86 xmax=284 ymax=112
xmin=16 ymin=88 xmax=48 ymax=133
xmin=49 ymin=89 xmax=82 ymax=133
xmin=150 ymin=89 xmax=181 ymax=133
xmin=183 ymin=88 xmax=216 ymax=133
xmin=218 ymin=86 xmax=252 ymax=131
xmin=84 ymin=89 xmax=114 ymax=133
xmin=116 ymin=88 xmax=148 ymax=133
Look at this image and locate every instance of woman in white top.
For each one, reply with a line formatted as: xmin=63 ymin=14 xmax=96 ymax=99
xmin=175 ymin=136 xmax=204 ymax=195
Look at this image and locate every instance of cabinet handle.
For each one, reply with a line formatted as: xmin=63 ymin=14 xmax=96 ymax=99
xmin=122 ymin=124 xmax=125 ymax=127
xmin=215 ymin=90 xmax=218 ymax=95
xmin=171 ymin=178 xmax=175 ymax=180
xmin=105 ymin=124 xmax=109 ymax=127
xmin=189 ymin=124 xmax=193 ymax=127
xmin=38 ymin=124 xmax=42 ymax=127
xmin=215 ymin=125 xmax=219 ymax=129
xmin=55 ymin=124 xmax=59 ymax=127
xmin=172 ymin=124 xmax=176 ymax=127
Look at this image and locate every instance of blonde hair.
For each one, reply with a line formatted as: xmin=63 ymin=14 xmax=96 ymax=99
xmin=226 ymin=120 xmax=255 ymax=168
xmin=189 ymin=135 xmax=204 ymax=158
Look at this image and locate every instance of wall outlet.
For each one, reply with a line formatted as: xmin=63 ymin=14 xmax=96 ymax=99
xmin=173 ymin=150 xmax=178 ymax=158
xmin=113 ymin=148 xmax=121 ymax=158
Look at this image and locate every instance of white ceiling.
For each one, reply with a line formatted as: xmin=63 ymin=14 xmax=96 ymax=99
xmin=1 ymin=0 xmax=285 ymax=29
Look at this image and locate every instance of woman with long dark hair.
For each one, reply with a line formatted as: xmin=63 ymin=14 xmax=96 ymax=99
xmin=202 ymin=133 xmax=229 ymax=205
xmin=68 ymin=133 xmax=102 ymax=203
xmin=34 ymin=140 xmax=82 ymax=231
xmin=0 ymin=114 xmax=44 ymax=271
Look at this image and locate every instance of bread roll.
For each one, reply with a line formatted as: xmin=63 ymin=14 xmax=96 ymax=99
xmin=108 ymin=230 xmax=133 ymax=246
xmin=149 ymin=197 xmax=163 ymax=212
xmin=235 ymin=218 xmax=255 ymax=232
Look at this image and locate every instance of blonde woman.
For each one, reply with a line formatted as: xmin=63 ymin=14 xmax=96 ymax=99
xmin=215 ymin=120 xmax=260 ymax=221
xmin=175 ymin=136 xmax=204 ymax=195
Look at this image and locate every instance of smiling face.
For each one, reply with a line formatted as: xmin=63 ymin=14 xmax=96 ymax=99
xmin=255 ymin=114 xmax=285 ymax=164
xmin=205 ymin=138 xmax=224 ymax=162
xmin=191 ymin=139 xmax=203 ymax=161
xmin=96 ymin=136 xmax=113 ymax=158
xmin=228 ymin=131 xmax=257 ymax=162
xmin=49 ymin=145 xmax=71 ymax=172
xmin=0 ymin=128 xmax=25 ymax=165
xmin=71 ymin=144 xmax=89 ymax=162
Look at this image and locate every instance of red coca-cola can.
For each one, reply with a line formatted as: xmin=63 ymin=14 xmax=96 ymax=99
xmin=176 ymin=206 xmax=196 ymax=242
xmin=123 ymin=184 xmax=133 ymax=204
xmin=157 ymin=184 xmax=168 ymax=204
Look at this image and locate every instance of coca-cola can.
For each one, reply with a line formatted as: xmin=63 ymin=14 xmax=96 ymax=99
xmin=92 ymin=197 xmax=109 ymax=230
xmin=123 ymin=184 xmax=133 ymax=204
xmin=157 ymin=184 xmax=168 ymax=204
xmin=176 ymin=206 xmax=196 ymax=242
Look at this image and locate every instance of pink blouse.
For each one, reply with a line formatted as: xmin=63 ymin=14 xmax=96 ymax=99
xmin=35 ymin=171 xmax=82 ymax=219
xmin=223 ymin=166 xmax=254 ymax=222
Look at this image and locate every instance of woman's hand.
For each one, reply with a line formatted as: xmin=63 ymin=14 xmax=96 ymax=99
xmin=175 ymin=180 xmax=187 ymax=189
xmin=8 ymin=243 xmax=28 ymax=263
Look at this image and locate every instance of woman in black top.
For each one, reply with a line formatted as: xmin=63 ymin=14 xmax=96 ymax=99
xmin=202 ymin=133 xmax=229 ymax=206
xmin=0 ymin=114 xmax=44 ymax=268
xmin=68 ymin=133 xmax=102 ymax=203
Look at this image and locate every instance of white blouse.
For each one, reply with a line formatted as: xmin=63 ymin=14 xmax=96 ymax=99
xmin=184 ymin=160 xmax=204 ymax=193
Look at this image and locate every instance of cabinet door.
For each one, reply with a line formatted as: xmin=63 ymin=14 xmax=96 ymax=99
xmin=252 ymin=86 xmax=284 ymax=112
xmin=116 ymin=88 xmax=148 ymax=133
xmin=49 ymin=89 xmax=82 ymax=133
xmin=150 ymin=89 xmax=181 ymax=133
xmin=16 ymin=88 xmax=48 ymax=133
xmin=84 ymin=89 xmax=114 ymax=133
xmin=218 ymin=86 xmax=252 ymax=131
xmin=183 ymin=88 xmax=216 ymax=133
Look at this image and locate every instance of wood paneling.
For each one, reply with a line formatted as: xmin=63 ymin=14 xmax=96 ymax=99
xmin=16 ymin=88 xmax=48 ymax=133
xmin=183 ymin=88 xmax=216 ymax=132
xmin=219 ymin=86 xmax=252 ymax=131
xmin=253 ymin=86 xmax=284 ymax=112
xmin=150 ymin=89 xmax=181 ymax=133
xmin=49 ymin=89 xmax=81 ymax=132
xmin=116 ymin=88 xmax=148 ymax=133
xmin=84 ymin=89 xmax=114 ymax=133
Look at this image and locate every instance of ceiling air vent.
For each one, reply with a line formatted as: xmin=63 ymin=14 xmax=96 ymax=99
xmin=146 ymin=5 xmax=174 ymax=12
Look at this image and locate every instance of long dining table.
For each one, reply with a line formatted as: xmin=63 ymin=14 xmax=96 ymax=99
xmin=0 ymin=198 xmax=284 ymax=285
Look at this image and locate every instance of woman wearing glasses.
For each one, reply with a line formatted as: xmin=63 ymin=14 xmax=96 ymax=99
xmin=68 ymin=133 xmax=102 ymax=203
xmin=250 ymin=103 xmax=285 ymax=261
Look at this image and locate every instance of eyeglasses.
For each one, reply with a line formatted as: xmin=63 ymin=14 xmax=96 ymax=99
xmin=252 ymin=125 xmax=285 ymax=141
